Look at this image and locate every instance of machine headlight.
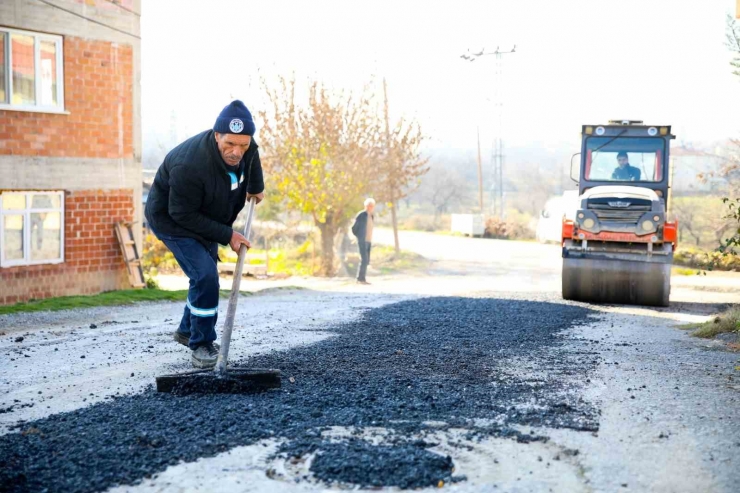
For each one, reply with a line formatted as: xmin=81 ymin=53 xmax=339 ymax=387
xmin=641 ymin=220 xmax=654 ymax=231
xmin=653 ymin=215 xmax=660 ymax=222
xmin=595 ymin=126 xmax=605 ymax=136
xmin=583 ymin=218 xmax=595 ymax=229
xmin=648 ymin=127 xmax=658 ymax=136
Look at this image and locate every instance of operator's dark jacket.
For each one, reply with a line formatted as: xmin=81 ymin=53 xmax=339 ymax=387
xmin=145 ymin=130 xmax=264 ymax=246
xmin=612 ymin=164 xmax=641 ymax=181
xmin=351 ymin=210 xmax=372 ymax=242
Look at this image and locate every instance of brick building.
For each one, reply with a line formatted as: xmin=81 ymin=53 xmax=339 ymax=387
xmin=0 ymin=0 xmax=141 ymax=305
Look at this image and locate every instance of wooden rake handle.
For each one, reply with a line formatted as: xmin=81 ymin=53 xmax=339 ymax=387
xmin=215 ymin=197 xmax=257 ymax=375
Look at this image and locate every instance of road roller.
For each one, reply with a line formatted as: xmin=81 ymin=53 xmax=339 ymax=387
xmin=561 ymin=120 xmax=678 ymax=307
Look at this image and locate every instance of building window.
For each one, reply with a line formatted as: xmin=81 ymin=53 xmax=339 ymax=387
xmin=0 ymin=27 xmax=64 ymax=112
xmin=0 ymin=191 xmax=65 ymax=267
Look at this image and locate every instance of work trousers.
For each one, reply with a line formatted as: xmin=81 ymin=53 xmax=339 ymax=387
xmin=357 ymin=240 xmax=372 ymax=282
xmin=151 ymin=228 xmax=220 ymax=349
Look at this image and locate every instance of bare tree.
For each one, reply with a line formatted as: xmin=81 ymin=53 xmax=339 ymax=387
xmin=420 ymin=166 xmax=468 ymax=219
xmin=142 ymin=137 xmax=172 ymax=170
xmin=672 ymin=196 xmax=733 ymax=248
xmin=727 ymin=14 xmax=740 ymax=78
xmin=719 ymin=14 xmax=740 ymax=256
xmin=507 ymin=162 xmax=562 ymax=217
xmin=258 ymin=76 xmax=381 ymax=276
xmin=374 ymin=79 xmax=429 ymax=253
xmin=671 ymin=198 xmax=701 ymax=246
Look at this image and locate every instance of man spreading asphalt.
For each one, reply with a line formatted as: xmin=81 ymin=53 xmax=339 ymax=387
xmin=351 ymin=198 xmax=375 ymax=284
xmin=145 ymin=101 xmax=264 ymax=368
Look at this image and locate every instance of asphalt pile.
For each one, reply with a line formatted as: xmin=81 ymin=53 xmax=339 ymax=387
xmin=0 ymin=297 xmax=597 ymax=492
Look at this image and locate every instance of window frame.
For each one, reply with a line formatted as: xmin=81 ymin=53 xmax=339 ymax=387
xmin=0 ymin=191 xmax=65 ymax=268
xmin=0 ymin=27 xmax=65 ymax=113
xmin=583 ymin=136 xmax=666 ymax=184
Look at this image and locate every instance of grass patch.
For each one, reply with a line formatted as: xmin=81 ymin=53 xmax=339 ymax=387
xmin=219 ymin=244 xmax=316 ymax=277
xmin=684 ymin=307 xmax=740 ymax=339
xmin=0 ymin=289 xmax=249 ymax=316
xmin=372 ymin=245 xmax=430 ymax=275
xmin=672 ymin=266 xmax=701 ymax=276
xmin=0 ymin=289 xmax=189 ymax=316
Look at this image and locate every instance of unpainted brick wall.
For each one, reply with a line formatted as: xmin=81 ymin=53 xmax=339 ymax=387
xmin=0 ymin=36 xmax=133 ymax=159
xmin=0 ymin=189 xmax=135 ymax=305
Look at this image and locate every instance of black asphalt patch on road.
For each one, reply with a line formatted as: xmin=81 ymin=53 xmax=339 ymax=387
xmin=279 ymin=438 xmax=458 ymax=489
xmin=0 ymin=297 xmax=598 ymax=492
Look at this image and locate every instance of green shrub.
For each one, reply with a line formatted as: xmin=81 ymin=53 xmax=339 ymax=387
xmin=684 ymin=308 xmax=740 ymax=339
xmin=673 ymin=247 xmax=740 ymax=272
xmin=141 ymin=234 xmax=180 ymax=276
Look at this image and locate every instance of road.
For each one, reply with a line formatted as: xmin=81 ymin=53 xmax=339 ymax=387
xmin=1 ymin=229 xmax=738 ymax=492
xmin=372 ymin=228 xmax=740 ymax=304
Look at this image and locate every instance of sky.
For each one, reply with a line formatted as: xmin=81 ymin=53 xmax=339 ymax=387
xmin=141 ymin=0 xmax=740 ymax=159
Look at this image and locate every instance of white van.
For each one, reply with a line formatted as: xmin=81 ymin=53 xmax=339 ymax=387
xmin=536 ymin=191 xmax=579 ymax=243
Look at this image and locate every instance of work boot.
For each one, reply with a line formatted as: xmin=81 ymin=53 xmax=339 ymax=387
xmin=191 ymin=343 xmax=219 ymax=369
xmin=174 ymin=331 xmax=218 ymax=350
xmin=173 ymin=331 xmax=189 ymax=347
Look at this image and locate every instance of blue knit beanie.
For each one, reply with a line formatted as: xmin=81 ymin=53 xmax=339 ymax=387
xmin=213 ymin=100 xmax=256 ymax=136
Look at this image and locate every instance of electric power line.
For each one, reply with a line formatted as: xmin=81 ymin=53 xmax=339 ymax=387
xmin=36 ymin=0 xmax=141 ymax=39
xmin=460 ymin=45 xmax=516 ymax=219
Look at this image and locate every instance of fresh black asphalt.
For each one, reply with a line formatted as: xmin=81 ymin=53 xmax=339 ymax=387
xmin=0 ymin=296 xmax=598 ymax=492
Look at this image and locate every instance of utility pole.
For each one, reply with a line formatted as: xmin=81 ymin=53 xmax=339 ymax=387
xmin=476 ymin=126 xmax=484 ymax=213
xmin=461 ymin=46 xmax=516 ymax=219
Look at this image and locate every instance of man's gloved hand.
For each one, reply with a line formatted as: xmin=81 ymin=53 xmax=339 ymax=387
xmin=247 ymin=192 xmax=265 ymax=204
xmin=230 ymin=231 xmax=252 ymax=253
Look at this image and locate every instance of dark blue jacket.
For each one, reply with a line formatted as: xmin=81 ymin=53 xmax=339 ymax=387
xmin=351 ymin=210 xmax=373 ymax=242
xmin=145 ymin=130 xmax=264 ymax=246
xmin=612 ymin=164 xmax=641 ymax=181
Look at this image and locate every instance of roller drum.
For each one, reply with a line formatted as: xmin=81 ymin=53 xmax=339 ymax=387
xmin=562 ymin=256 xmax=671 ymax=307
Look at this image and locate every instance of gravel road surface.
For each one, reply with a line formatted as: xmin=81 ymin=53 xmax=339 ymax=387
xmin=0 ymin=229 xmax=737 ymax=492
